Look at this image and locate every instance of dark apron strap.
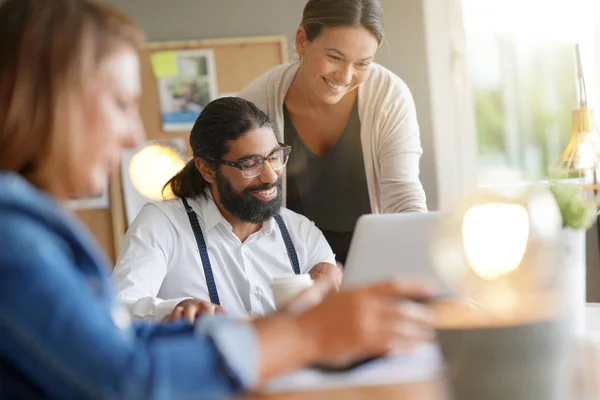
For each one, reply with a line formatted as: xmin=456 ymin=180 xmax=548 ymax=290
xmin=181 ymin=197 xmax=220 ymax=305
xmin=274 ymin=215 xmax=301 ymax=275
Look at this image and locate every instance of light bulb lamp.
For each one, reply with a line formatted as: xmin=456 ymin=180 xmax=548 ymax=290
xmin=432 ymin=185 xmax=567 ymax=400
xmin=557 ymin=44 xmax=600 ymax=193
xmin=433 ymin=185 xmax=562 ymax=313
xmin=128 ymin=140 xmax=187 ymax=201
xmin=557 ymin=43 xmax=600 ymax=259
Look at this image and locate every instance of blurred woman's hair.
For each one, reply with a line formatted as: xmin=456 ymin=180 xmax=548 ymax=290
xmin=164 ymin=97 xmax=273 ymax=199
xmin=0 ymin=0 xmax=143 ymax=197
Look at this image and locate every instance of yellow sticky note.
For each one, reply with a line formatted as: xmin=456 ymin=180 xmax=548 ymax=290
xmin=150 ymin=51 xmax=178 ymax=78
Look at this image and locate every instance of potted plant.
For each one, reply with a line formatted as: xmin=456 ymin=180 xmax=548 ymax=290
xmin=548 ymin=179 xmax=597 ymax=335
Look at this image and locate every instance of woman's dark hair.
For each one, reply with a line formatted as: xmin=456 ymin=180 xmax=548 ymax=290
xmin=301 ymin=0 xmax=384 ymax=44
xmin=164 ymin=97 xmax=273 ymax=199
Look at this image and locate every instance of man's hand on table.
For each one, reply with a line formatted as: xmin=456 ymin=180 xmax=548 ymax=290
xmin=162 ymin=299 xmax=225 ymax=324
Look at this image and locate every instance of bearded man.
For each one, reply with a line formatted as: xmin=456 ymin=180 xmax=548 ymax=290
xmin=113 ymin=97 xmax=341 ymax=321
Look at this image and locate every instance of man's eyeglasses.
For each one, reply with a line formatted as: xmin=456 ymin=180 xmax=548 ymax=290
xmin=209 ymin=143 xmax=292 ymax=179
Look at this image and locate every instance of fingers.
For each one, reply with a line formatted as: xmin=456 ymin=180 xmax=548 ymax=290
xmin=215 ymin=305 xmax=226 ymax=314
xmin=172 ymin=306 xmax=184 ymax=318
xmin=203 ymin=303 xmax=216 ymax=315
xmin=294 ymin=285 xmax=436 ymax=364
xmin=171 ymin=301 xmax=220 ymax=324
xmin=162 ymin=306 xmax=184 ymax=322
xmin=344 ymin=288 xmax=435 ymax=355
xmin=385 ymin=300 xmax=435 ymax=327
xmin=186 ymin=302 xmax=219 ymax=322
xmin=183 ymin=304 xmax=199 ymax=323
xmin=377 ymin=301 xmax=435 ymax=352
xmin=310 ymin=263 xmax=343 ymax=286
xmin=370 ymin=279 xmax=434 ymax=301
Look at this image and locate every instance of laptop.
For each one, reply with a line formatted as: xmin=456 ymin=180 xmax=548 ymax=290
xmin=341 ymin=211 xmax=453 ymax=297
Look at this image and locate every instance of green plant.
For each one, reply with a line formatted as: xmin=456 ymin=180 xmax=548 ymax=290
xmin=548 ymin=180 xmax=598 ymax=230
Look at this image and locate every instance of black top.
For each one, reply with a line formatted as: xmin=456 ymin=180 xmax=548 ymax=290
xmin=283 ymin=99 xmax=371 ymax=264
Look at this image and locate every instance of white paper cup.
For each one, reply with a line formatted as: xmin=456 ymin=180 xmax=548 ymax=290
xmin=271 ymin=274 xmax=314 ymax=310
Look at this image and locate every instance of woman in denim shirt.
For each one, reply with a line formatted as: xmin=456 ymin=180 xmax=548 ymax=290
xmin=0 ymin=1 xmax=435 ymax=399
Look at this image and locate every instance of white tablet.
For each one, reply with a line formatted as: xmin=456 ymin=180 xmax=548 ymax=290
xmin=341 ymin=212 xmax=453 ymax=296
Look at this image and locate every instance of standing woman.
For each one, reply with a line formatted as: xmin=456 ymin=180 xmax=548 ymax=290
xmin=239 ymin=0 xmax=427 ymax=264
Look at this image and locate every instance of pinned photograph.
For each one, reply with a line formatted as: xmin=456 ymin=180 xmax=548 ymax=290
xmin=150 ymin=49 xmax=218 ymax=132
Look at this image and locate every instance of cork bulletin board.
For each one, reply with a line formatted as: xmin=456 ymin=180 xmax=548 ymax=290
xmin=74 ymin=35 xmax=289 ymax=263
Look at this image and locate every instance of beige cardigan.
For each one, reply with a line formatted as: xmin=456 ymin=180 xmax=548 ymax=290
xmin=238 ymin=62 xmax=427 ymax=213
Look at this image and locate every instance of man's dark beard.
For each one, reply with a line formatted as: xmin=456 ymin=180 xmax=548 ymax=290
xmin=216 ymin=172 xmax=283 ymax=224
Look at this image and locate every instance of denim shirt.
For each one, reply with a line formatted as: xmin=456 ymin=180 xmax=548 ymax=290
xmin=0 ymin=172 xmax=258 ymax=400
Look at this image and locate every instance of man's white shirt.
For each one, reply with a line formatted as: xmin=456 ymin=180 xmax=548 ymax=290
xmin=112 ymin=193 xmax=336 ymax=320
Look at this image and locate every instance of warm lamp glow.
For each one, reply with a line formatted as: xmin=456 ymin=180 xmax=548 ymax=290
xmin=576 ymin=140 xmax=595 ymax=169
xmin=462 ymin=203 xmax=530 ymax=280
xmin=129 ymin=144 xmax=186 ymax=200
xmin=557 ymin=44 xmax=600 ymax=189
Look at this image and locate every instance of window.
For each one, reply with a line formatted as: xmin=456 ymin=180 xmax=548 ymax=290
xmin=461 ymin=0 xmax=599 ymax=182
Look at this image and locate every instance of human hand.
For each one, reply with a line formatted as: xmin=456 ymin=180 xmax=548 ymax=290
xmin=309 ymin=262 xmax=343 ymax=291
xmin=162 ymin=299 xmax=225 ymax=324
xmin=297 ymin=280 xmax=435 ymax=366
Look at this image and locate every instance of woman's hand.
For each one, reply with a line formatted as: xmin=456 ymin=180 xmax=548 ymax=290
xmin=253 ymin=279 xmax=435 ymax=383
xmin=299 ymin=280 xmax=435 ymax=365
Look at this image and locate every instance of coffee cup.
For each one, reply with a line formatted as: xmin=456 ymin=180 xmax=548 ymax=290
xmin=270 ymin=274 xmax=314 ymax=310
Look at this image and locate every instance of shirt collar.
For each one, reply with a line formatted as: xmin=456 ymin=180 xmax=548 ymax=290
xmin=195 ymin=190 xmax=277 ymax=236
xmin=196 ymin=191 xmax=227 ymax=233
xmin=261 ymin=217 xmax=276 ymax=235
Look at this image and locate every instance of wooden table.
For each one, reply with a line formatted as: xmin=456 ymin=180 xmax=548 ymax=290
xmin=240 ymin=304 xmax=600 ymax=400
xmin=242 ymin=380 xmax=448 ymax=399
